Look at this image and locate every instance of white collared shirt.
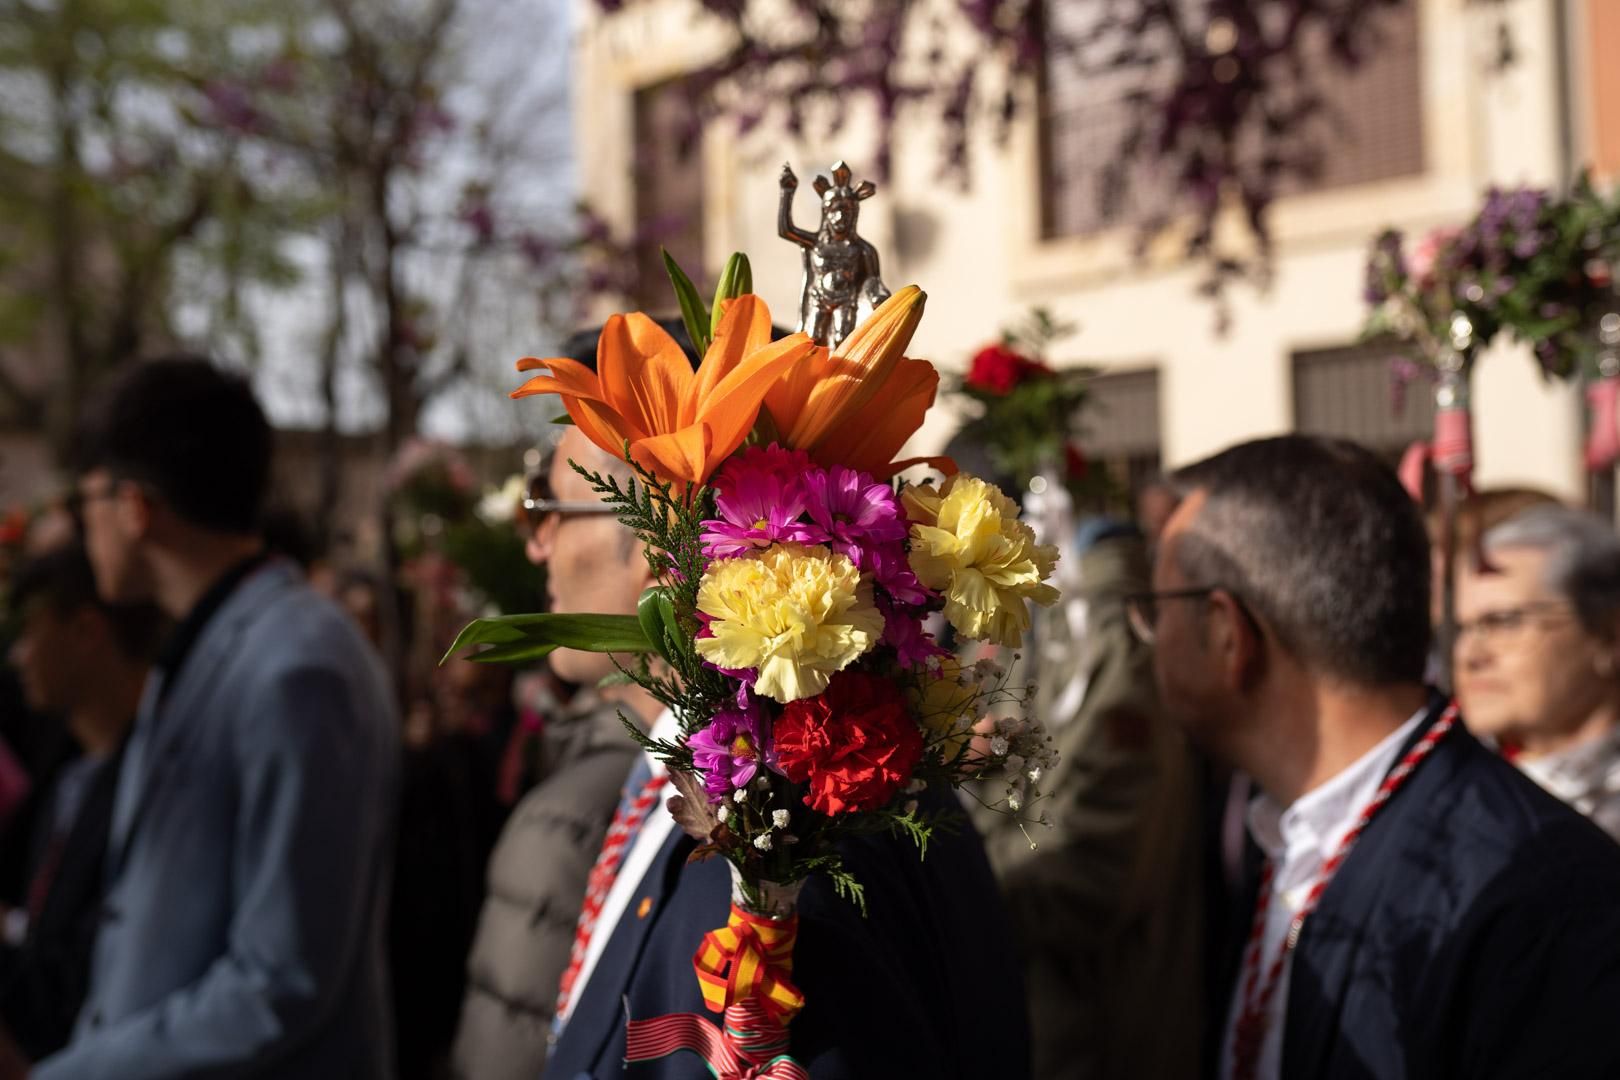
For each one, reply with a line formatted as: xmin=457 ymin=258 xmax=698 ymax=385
xmin=555 ymin=708 xmax=678 ymax=1029
xmin=1219 ymin=707 xmax=1427 ymax=1080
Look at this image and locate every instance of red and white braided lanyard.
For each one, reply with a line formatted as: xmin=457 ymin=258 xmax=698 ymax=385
xmin=554 ymin=769 xmax=668 ymax=1020
xmin=1230 ymin=702 xmax=1459 ymax=1080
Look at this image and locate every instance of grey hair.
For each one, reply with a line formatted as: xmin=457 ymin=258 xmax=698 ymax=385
xmin=1484 ymin=506 xmax=1620 ymax=639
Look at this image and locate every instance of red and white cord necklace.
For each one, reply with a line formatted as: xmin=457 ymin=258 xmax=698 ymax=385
xmin=1229 ymin=701 xmax=1459 ymax=1080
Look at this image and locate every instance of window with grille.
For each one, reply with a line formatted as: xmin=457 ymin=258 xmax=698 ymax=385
xmin=1077 ymin=367 xmax=1163 ymax=513
xmin=1038 ymin=2 xmax=1425 ymax=240
xmin=1292 ymin=341 xmax=1434 ymax=482
xmin=632 ymin=79 xmax=706 ymax=312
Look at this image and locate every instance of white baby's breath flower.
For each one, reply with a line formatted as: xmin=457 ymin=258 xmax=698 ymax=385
xmin=989 ymin=735 xmax=1010 ymax=757
xmin=771 ymin=809 xmax=790 ymax=829
xmin=754 ymin=832 xmax=774 ymax=852
xmin=716 ymin=805 xmax=730 ymax=824
xmin=754 ymin=775 xmax=771 ymax=791
xmin=1008 ymin=792 xmax=1022 ymax=812
xmin=1027 ymin=766 xmax=1043 ymax=785
xmin=733 ymin=789 xmax=748 ymax=804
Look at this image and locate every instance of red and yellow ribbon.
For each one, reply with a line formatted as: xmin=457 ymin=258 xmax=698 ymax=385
xmin=692 ymin=903 xmax=805 ymax=1026
xmin=625 ymin=1001 xmax=807 ymax=1079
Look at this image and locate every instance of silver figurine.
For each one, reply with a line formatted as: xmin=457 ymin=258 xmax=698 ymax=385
xmin=778 ymin=161 xmax=891 ymax=346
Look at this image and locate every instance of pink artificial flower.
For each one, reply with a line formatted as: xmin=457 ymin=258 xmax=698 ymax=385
xmin=1408 ymin=226 xmax=1460 ymax=287
xmin=700 ymin=445 xmax=819 ymax=559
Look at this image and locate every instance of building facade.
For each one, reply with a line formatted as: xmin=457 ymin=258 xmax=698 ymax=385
xmin=571 ymin=0 xmax=1620 ymax=503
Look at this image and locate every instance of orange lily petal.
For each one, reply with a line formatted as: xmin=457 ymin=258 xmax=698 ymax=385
xmin=808 ymin=356 xmax=939 ymax=474
xmin=784 ymin=286 xmax=925 ymax=449
xmin=686 ymin=295 xmax=774 ymax=426
xmin=762 ymin=346 xmax=828 ymax=443
xmin=597 ymin=313 xmax=695 ymax=439
xmin=698 ymin=335 xmax=816 ymax=465
xmin=630 ymin=424 xmax=713 ymax=485
xmin=509 ymin=356 xmax=646 ymax=462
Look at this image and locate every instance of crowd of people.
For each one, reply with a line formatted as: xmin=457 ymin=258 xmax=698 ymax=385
xmin=2 ymin=346 xmax=1620 ymax=1079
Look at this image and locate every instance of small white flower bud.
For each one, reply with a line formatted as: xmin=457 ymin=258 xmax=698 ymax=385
xmin=771 ymin=809 xmax=790 ymax=829
xmin=753 ymin=832 xmax=773 ymax=852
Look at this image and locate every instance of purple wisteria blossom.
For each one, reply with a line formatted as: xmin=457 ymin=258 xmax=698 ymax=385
xmin=686 ymin=700 xmax=777 ymax=803
xmin=700 ymin=444 xmax=818 ymax=559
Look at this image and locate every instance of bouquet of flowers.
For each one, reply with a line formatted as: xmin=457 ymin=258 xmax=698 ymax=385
xmin=1363 ymin=177 xmax=1620 ymax=380
xmin=950 ymin=308 xmax=1095 ymax=499
xmin=448 ymin=252 xmax=1059 ymax=1071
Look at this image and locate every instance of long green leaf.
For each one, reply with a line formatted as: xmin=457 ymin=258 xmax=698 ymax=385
xmin=662 ymin=249 xmax=711 ymax=355
xmin=442 ymin=612 xmax=652 ymax=664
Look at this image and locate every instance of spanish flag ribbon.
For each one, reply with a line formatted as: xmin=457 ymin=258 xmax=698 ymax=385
xmin=692 ymin=903 xmax=805 ymax=1026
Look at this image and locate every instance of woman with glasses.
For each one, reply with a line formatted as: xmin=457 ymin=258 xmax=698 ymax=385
xmin=1455 ymin=504 xmax=1620 ymax=841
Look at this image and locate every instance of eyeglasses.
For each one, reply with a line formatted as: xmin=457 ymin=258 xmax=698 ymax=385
xmin=1124 ymin=585 xmax=1261 ymax=646
xmin=63 ymin=483 xmax=121 ymax=529
xmin=1124 ymin=587 xmax=1221 ymax=645
xmin=1455 ymin=601 xmax=1573 ymax=646
xmin=520 ymin=496 xmax=618 ymax=530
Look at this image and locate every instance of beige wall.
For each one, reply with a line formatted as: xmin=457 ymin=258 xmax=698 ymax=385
xmin=574 ymin=0 xmax=1591 ymax=500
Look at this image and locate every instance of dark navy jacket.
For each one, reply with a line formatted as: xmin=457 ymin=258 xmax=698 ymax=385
xmin=545 ymin=799 xmax=1031 ymax=1079
xmin=1217 ymin=699 xmax=1620 ymax=1079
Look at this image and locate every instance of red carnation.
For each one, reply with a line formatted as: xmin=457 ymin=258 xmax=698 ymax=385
xmin=966 ymin=344 xmax=1050 ymax=395
xmin=1064 ymin=442 xmax=1088 ymax=481
xmin=773 ymin=671 xmax=924 ymax=816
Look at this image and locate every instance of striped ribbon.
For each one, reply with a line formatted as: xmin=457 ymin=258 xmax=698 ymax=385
xmin=625 ymin=1001 xmax=808 ymax=1079
xmin=1230 ymin=702 xmax=1459 ymax=1080
xmin=693 ymin=903 xmax=805 ymax=1026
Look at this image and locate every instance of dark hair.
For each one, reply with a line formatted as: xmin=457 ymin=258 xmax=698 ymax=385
xmin=75 ymin=356 xmax=272 ymax=534
xmin=10 ymin=542 xmax=167 ymax=662
xmin=1169 ymin=434 xmax=1431 ymax=686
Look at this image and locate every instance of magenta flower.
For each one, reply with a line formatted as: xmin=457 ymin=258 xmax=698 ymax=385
xmin=880 ymin=598 xmax=947 ymax=667
xmin=869 ymin=546 xmax=931 ymax=606
xmin=686 ymin=701 xmax=777 ymax=803
xmin=700 ymin=445 xmax=818 ymax=559
xmin=801 ymin=465 xmax=909 ymax=571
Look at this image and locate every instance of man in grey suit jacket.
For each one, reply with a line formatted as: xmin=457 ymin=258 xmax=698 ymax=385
xmin=3 ymin=358 xmax=400 ymax=1079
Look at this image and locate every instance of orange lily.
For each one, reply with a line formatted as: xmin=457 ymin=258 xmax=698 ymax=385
xmin=764 ymin=285 xmax=952 ymax=476
xmin=511 ymin=295 xmax=814 ymax=485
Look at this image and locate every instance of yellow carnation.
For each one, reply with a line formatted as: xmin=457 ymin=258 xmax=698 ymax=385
xmin=903 ymin=474 xmax=1059 ymax=648
xmin=908 ymin=658 xmax=981 ymax=759
xmin=694 ymin=542 xmax=884 ymax=704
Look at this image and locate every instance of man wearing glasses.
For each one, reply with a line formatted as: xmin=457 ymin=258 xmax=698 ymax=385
xmin=451 ymin=407 xmax=639 ymax=1080
xmin=1137 ymin=434 xmax=1620 ymax=1080
xmin=8 ymin=358 xmax=400 ymax=1080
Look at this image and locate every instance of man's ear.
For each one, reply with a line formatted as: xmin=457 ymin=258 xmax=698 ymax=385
xmin=1206 ymin=589 xmax=1262 ymax=692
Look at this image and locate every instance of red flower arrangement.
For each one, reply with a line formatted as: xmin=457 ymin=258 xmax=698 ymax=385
xmin=965 ymin=344 xmax=1052 ymax=395
xmin=774 ymin=671 xmax=924 ymax=815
